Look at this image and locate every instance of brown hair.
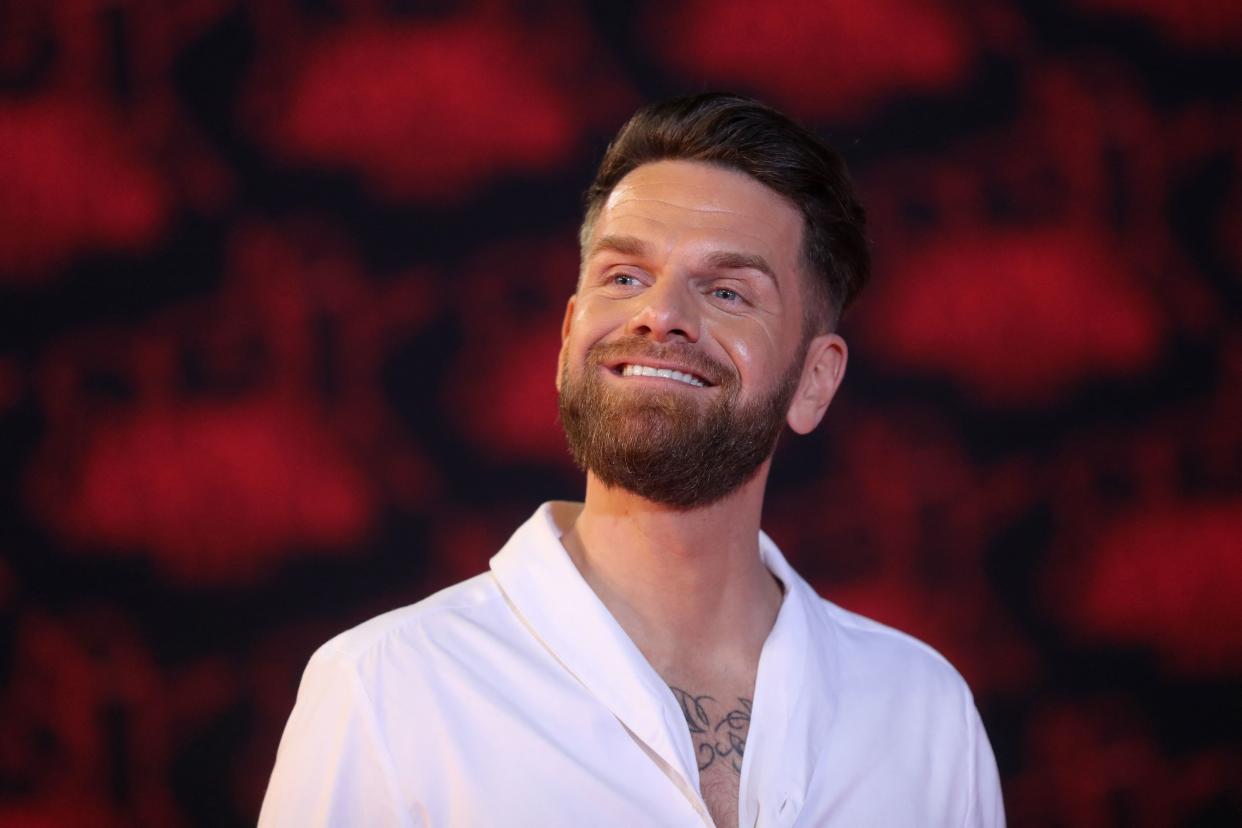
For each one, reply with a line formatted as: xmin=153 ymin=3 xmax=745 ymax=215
xmin=580 ymin=93 xmax=870 ymax=331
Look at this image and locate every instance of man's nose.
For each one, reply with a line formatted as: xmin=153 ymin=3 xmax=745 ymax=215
xmin=625 ymin=279 xmax=700 ymax=343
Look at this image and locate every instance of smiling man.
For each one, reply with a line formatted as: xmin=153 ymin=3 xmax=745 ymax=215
xmin=260 ymin=94 xmax=1006 ymax=827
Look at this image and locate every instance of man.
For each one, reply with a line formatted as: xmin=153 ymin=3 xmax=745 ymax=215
xmin=260 ymin=93 xmax=1006 ymax=827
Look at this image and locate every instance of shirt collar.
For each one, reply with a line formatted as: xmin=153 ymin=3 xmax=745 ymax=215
xmin=489 ymin=502 xmax=835 ymax=818
xmin=489 ymin=503 xmax=696 ymax=778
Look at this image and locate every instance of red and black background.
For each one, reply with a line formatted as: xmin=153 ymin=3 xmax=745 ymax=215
xmin=2 ymin=1 xmax=1240 ymax=825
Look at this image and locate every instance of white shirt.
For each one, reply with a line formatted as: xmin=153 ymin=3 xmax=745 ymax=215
xmin=260 ymin=502 xmax=1006 ymax=827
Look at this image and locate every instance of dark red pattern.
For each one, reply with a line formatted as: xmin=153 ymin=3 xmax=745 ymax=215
xmin=864 ymin=223 xmax=1162 ymax=404
xmin=0 ymin=98 xmax=167 ymax=278
xmin=649 ymin=0 xmax=972 ymax=118
xmin=263 ymin=22 xmax=576 ymax=198
xmin=1067 ymin=499 xmax=1242 ymax=675
xmin=1 ymin=2 xmax=1238 ymax=826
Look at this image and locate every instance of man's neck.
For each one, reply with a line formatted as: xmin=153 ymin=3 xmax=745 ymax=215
xmin=558 ymin=468 xmax=784 ymax=680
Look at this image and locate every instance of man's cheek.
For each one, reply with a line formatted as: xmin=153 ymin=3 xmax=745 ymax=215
xmin=555 ymin=342 xmax=573 ymax=392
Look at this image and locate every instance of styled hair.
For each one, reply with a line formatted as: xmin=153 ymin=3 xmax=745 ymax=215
xmin=580 ymin=93 xmax=870 ymax=331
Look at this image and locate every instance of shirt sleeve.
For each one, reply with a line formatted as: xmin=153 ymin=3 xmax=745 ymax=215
xmin=963 ymin=700 xmax=1006 ymax=828
xmin=258 ymin=645 xmax=417 ymax=828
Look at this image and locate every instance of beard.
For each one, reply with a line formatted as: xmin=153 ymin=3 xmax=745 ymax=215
xmin=558 ymin=337 xmax=802 ymax=509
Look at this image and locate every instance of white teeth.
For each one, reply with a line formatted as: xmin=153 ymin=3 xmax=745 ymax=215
xmin=620 ymin=364 xmax=706 ymax=387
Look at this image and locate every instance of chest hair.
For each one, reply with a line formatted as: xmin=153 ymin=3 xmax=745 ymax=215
xmin=668 ymin=684 xmax=753 ymax=827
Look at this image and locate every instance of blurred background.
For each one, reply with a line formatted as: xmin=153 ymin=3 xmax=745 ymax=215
xmin=1 ymin=0 xmax=1240 ymax=825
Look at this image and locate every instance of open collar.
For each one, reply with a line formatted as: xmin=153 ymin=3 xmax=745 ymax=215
xmin=489 ymin=503 xmax=697 ymax=781
xmin=489 ymin=502 xmax=835 ymax=825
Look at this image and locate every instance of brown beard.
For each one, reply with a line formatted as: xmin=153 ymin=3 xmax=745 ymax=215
xmin=558 ymin=337 xmax=802 ymax=509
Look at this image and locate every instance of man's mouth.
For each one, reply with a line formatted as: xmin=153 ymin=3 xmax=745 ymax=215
xmin=615 ymin=363 xmax=709 ymax=387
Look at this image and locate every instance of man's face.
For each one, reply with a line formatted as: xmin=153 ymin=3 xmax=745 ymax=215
xmin=557 ymin=160 xmax=819 ymax=508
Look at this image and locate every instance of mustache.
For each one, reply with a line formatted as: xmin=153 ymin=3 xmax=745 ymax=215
xmin=584 ymin=337 xmax=733 ymax=387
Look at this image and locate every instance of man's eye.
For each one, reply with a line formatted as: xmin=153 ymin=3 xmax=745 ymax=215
xmin=612 ymin=273 xmax=640 ymax=286
xmin=712 ymin=287 xmax=741 ymax=302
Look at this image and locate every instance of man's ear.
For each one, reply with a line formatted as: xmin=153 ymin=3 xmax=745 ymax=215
xmin=561 ymin=295 xmax=576 ymax=342
xmin=786 ymin=333 xmax=848 ymax=434
xmin=555 ymin=295 xmax=576 ymax=392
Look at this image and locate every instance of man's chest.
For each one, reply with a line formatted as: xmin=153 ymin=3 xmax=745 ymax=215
xmin=668 ymin=684 xmax=755 ymax=827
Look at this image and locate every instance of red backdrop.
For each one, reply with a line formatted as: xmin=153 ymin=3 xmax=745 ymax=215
xmin=2 ymin=1 xmax=1240 ymax=825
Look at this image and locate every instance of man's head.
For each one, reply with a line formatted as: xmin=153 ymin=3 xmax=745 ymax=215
xmin=558 ymin=93 xmax=869 ymax=509
xmin=579 ymin=92 xmax=869 ymax=334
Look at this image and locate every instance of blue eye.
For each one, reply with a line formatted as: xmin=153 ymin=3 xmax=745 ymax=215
xmin=612 ymin=273 xmax=639 ymax=286
xmin=713 ymin=287 xmax=740 ymax=301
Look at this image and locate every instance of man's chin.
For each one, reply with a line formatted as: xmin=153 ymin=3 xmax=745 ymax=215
xmin=585 ymin=457 xmax=764 ymax=511
xmin=591 ymin=403 xmax=707 ymax=441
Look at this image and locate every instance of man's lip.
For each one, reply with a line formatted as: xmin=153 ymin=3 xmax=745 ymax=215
xmin=603 ymin=358 xmax=715 ymax=387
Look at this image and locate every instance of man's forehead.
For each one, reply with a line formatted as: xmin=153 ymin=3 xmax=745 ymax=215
xmin=589 ymin=160 xmax=805 ymax=262
xmin=603 ymin=161 xmax=794 ymax=220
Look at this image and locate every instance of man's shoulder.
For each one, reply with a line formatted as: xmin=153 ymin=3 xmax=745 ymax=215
xmin=808 ymin=592 xmax=974 ymax=702
xmin=313 ymin=571 xmax=505 ymax=669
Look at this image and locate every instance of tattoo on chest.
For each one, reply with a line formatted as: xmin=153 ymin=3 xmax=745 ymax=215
xmin=668 ymin=686 xmax=753 ymax=774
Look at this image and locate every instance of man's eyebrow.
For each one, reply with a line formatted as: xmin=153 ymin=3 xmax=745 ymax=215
xmin=588 ymin=236 xmax=780 ymax=291
xmin=587 ymin=234 xmax=651 ymax=259
xmin=703 ymin=250 xmax=779 ymax=289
